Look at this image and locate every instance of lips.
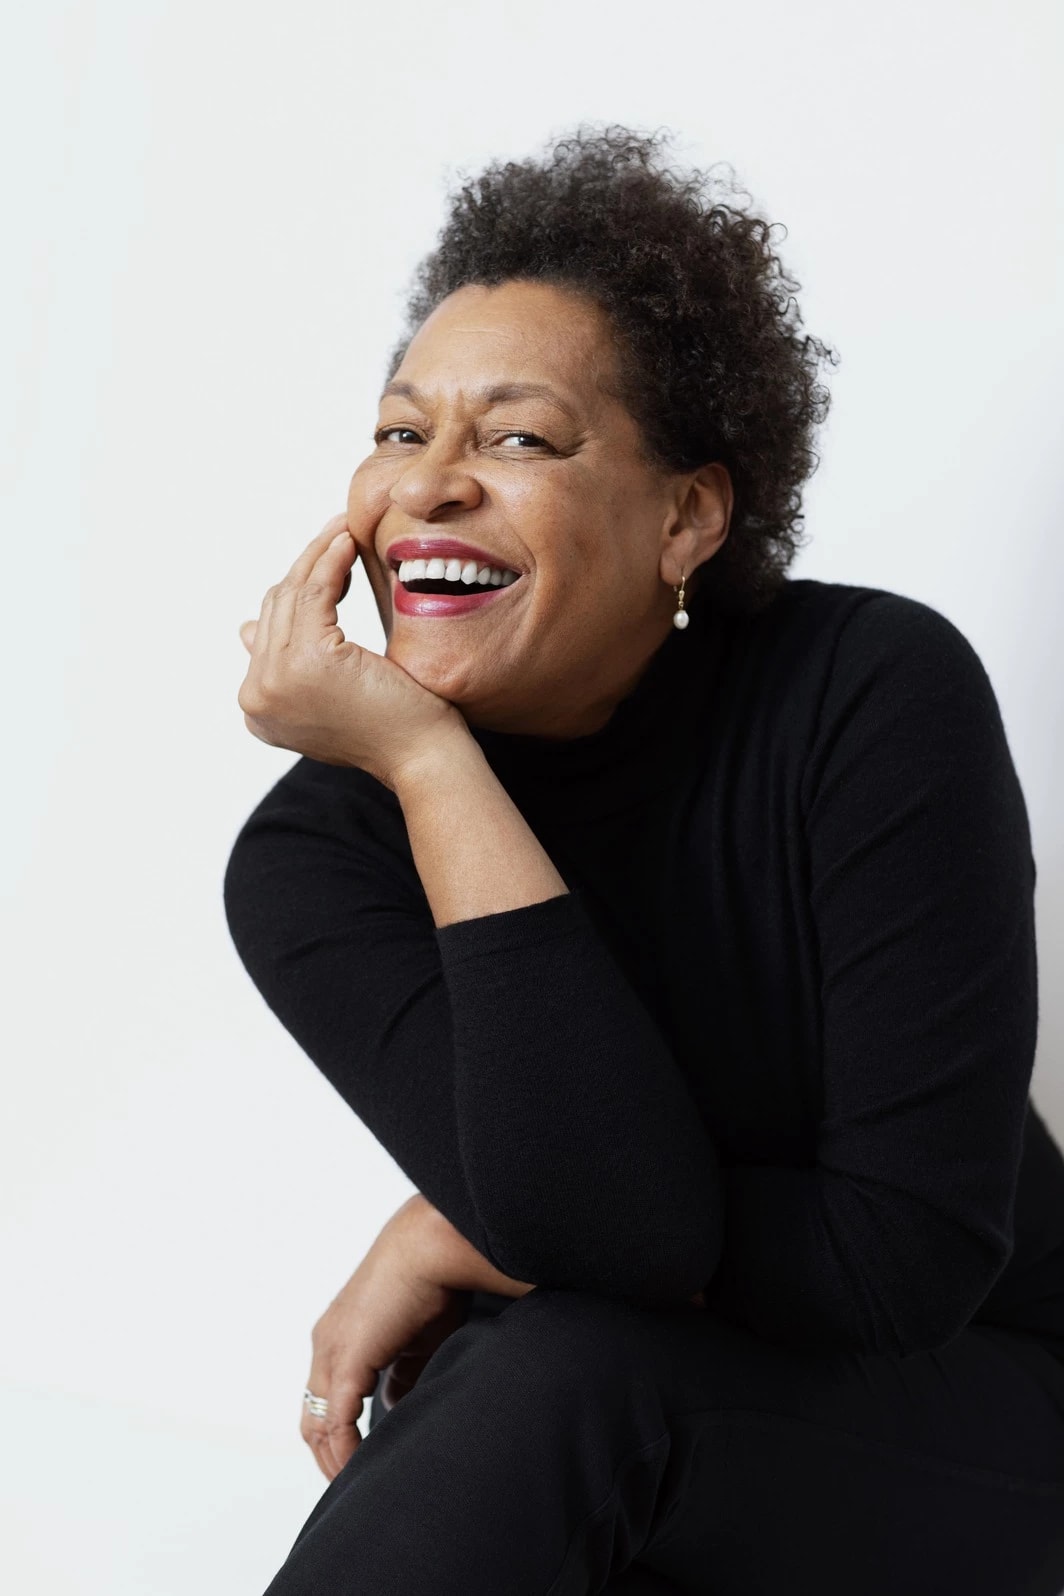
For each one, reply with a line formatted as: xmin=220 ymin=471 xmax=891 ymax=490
xmin=392 ymin=581 xmax=518 ymax=618
xmin=384 ymin=535 xmax=527 ymax=620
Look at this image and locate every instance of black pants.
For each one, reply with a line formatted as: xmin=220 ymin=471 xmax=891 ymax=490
xmin=263 ymin=1286 xmax=1064 ymax=1595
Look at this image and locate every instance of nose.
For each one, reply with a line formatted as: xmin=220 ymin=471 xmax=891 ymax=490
xmin=387 ymin=435 xmax=484 ymax=520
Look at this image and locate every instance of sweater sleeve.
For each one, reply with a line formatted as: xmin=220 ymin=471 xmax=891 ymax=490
xmin=222 ymin=757 xmax=489 ymax=1253
xmin=435 ymin=888 xmax=722 ymax=1302
xmin=222 ymin=757 xmax=722 ymax=1304
xmin=702 ymin=593 xmax=1038 ymax=1357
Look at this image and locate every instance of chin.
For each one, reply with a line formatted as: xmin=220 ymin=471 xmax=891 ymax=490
xmin=384 ymin=635 xmax=475 ymax=705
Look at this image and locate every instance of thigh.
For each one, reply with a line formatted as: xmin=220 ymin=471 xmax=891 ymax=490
xmin=619 ymin=1310 xmax=1064 ymax=1596
xmin=638 ymin=1407 xmax=1064 ymax=1596
xmin=368 ymin=1289 xmax=1064 ymax=1594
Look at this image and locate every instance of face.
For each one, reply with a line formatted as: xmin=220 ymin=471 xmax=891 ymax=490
xmin=347 ymin=279 xmax=731 ymax=737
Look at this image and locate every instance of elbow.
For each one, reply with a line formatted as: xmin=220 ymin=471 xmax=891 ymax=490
xmin=871 ymin=1306 xmax=983 ymax=1360
xmin=880 ymin=1257 xmax=1014 ymax=1359
xmin=632 ymin=1225 xmax=723 ymax=1306
xmin=466 ymin=1157 xmax=724 ymax=1308
xmin=859 ymin=1249 xmax=1015 ymax=1360
xmin=895 ymin=1224 xmax=1016 ymax=1357
xmin=484 ymin=1221 xmax=722 ymax=1310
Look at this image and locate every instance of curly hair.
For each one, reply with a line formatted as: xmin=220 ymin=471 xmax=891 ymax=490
xmin=385 ymin=124 xmax=839 ymax=617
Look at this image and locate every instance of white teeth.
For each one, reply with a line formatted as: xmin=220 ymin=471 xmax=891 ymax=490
xmin=396 ymin=556 xmax=522 ymax=587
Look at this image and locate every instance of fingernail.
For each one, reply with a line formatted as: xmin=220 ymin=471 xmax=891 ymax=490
xmin=331 ymin=530 xmax=350 ymax=546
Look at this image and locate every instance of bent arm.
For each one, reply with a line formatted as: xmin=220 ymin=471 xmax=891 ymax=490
xmin=703 ymin=595 xmax=1037 ymax=1357
xmin=223 ymin=748 xmax=722 ymax=1306
xmin=392 ymin=728 xmax=722 ymax=1303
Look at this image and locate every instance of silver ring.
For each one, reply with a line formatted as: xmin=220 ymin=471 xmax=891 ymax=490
xmin=303 ymin=1387 xmax=329 ymax=1419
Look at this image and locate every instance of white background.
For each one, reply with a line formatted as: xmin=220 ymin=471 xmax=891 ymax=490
xmin=2 ymin=1 xmax=1061 ymax=1590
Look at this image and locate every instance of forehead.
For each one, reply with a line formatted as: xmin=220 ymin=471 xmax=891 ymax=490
xmin=392 ymin=281 xmax=619 ymax=401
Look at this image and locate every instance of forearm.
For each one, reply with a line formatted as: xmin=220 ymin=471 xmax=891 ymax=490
xmin=393 ymin=727 xmax=722 ymax=1303
xmin=393 ymin=723 xmax=569 ymax=928
xmin=224 ymin=752 xmax=720 ymax=1300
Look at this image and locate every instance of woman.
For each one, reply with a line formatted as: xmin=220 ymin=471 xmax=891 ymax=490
xmin=223 ymin=127 xmax=1064 ymax=1594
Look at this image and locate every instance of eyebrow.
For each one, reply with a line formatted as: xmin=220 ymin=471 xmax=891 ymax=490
xmin=379 ymin=379 xmax=581 ymax=424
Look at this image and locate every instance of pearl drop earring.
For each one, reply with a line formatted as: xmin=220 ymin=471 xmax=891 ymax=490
xmin=672 ymin=572 xmax=690 ymax=630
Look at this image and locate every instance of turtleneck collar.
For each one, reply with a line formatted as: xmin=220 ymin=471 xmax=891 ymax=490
xmin=464 ymin=583 xmax=725 ymax=825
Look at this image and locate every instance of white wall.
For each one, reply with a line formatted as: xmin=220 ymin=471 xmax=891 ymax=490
xmin=2 ymin=1 xmax=1061 ymax=1590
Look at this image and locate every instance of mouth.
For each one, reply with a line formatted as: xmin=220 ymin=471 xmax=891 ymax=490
xmin=388 ymin=550 xmax=526 ymax=618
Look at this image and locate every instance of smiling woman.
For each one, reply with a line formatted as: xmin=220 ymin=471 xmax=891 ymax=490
xmin=346 ymin=274 xmax=735 ymax=735
xmin=224 ymin=124 xmax=1064 ymax=1596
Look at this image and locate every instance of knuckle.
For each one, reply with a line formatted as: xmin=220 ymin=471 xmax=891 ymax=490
xmin=257 ymin=668 xmax=284 ymax=698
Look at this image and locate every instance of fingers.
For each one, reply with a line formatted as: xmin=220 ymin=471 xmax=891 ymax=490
xmin=282 ymin=513 xmax=352 ymax=589
xmin=320 ymin=1378 xmax=366 ymax=1479
xmin=261 ymin=526 xmax=356 ymax=656
xmin=302 ymin=1344 xmax=342 ymax=1480
xmin=301 ymin=1385 xmax=364 ymax=1481
xmin=302 ymin=1343 xmax=374 ymax=1483
xmin=238 ymin=514 xmax=353 ymax=656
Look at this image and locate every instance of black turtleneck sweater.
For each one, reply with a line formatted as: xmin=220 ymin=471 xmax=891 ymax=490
xmin=222 ymin=576 xmax=1064 ymax=1365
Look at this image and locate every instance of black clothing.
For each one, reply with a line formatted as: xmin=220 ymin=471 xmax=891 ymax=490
xmin=257 ymin=1287 xmax=1064 ymax=1595
xmin=223 ymin=576 xmax=1064 ymax=1590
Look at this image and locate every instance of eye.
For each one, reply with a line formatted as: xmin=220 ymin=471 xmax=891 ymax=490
xmin=374 ymin=426 xmax=422 ymax=445
xmin=372 ymin=425 xmax=554 ymax=451
xmin=494 ymin=432 xmax=551 ymax=449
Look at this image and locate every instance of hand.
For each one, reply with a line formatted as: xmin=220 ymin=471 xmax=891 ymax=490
xmin=238 ymin=513 xmax=467 ymax=789
xmin=301 ymin=1196 xmax=470 ymax=1482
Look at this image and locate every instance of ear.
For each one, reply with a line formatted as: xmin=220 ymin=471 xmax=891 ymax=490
xmin=660 ymin=462 xmax=733 ymax=586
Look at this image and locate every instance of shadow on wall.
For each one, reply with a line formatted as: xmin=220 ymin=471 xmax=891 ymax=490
xmin=1033 ymin=850 xmax=1064 ymax=1143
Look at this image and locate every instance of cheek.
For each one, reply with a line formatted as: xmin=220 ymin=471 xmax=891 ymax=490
xmin=345 ymin=468 xmax=394 ymax=622
xmin=518 ymin=480 xmax=603 ymax=581
xmin=347 ymin=462 xmax=391 ymax=544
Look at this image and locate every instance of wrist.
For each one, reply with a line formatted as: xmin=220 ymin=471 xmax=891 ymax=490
xmin=410 ymin=1198 xmax=536 ymax=1300
xmin=389 ymin=718 xmax=481 ymax=805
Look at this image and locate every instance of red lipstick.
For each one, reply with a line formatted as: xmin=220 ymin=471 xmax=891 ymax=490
xmin=387 ymin=536 xmax=526 ymax=619
xmin=392 ymin=577 xmax=523 ymax=619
